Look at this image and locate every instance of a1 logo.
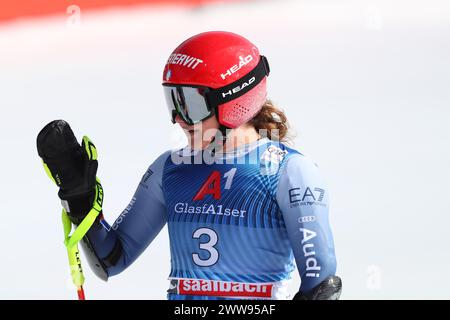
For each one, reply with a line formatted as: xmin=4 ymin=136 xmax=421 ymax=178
xmin=193 ymin=168 xmax=237 ymax=201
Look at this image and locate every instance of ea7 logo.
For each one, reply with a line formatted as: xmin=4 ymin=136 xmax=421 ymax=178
xmin=289 ymin=187 xmax=325 ymax=208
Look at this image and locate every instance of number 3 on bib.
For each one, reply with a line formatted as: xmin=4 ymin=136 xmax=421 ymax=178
xmin=192 ymin=228 xmax=219 ymax=267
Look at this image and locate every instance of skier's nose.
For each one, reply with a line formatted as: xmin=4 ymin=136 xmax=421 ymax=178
xmin=174 ymin=115 xmax=191 ymax=129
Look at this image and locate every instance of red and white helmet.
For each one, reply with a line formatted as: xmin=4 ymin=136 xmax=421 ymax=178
xmin=162 ymin=31 xmax=270 ymax=128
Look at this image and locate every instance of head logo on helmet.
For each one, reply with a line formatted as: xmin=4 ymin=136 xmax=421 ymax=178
xmin=221 ymin=55 xmax=254 ymax=80
xmin=162 ymin=31 xmax=270 ymax=129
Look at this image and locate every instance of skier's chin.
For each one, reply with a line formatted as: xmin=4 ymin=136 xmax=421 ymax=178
xmin=186 ymin=131 xmax=214 ymax=151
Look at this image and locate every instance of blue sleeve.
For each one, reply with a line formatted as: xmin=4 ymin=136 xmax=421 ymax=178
xmin=85 ymin=151 xmax=170 ymax=277
xmin=276 ymin=153 xmax=337 ymax=293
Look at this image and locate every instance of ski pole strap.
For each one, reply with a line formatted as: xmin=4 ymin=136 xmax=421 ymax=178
xmin=63 ymin=179 xmax=103 ymax=248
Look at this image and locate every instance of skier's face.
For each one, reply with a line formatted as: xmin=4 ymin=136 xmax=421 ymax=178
xmin=175 ymin=114 xmax=220 ymax=150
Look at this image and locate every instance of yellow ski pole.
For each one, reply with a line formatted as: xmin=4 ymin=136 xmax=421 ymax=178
xmin=61 ymin=179 xmax=103 ymax=300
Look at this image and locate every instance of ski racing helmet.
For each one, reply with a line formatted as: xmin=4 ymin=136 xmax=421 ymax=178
xmin=162 ymin=31 xmax=270 ymax=129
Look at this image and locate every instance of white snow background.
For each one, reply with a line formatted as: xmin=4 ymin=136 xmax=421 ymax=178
xmin=0 ymin=0 xmax=449 ymax=299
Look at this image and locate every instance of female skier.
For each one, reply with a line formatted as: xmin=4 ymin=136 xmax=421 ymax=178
xmin=38 ymin=31 xmax=341 ymax=300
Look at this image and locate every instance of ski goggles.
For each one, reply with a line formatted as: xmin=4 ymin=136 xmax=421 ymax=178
xmin=163 ymin=55 xmax=270 ymax=125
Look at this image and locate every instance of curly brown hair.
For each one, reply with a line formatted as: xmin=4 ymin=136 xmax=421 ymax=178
xmin=249 ymin=100 xmax=291 ymax=142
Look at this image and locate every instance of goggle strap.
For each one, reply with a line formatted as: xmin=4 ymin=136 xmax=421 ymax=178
xmin=207 ymin=55 xmax=270 ymax=107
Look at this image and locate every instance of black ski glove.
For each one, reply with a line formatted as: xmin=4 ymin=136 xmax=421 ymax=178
xmin=293 ymin=276 xmax=342 ymax=300
xmin=37 ymin=120 xmax=102 ymax=225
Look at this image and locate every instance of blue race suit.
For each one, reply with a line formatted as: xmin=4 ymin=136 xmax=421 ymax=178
xmin=84 ymin=138 xmax=337 ymax=300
